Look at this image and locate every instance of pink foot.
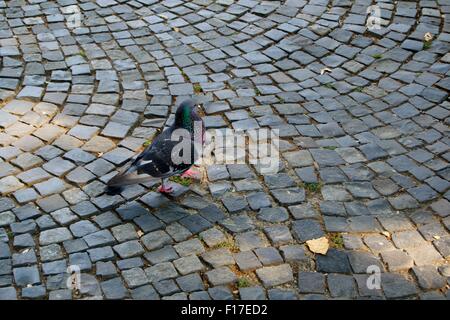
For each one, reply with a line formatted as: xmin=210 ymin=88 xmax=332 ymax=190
xmin=181 ymin=168 xmax=201 ymax=179
xmin=157 ymin=185 xmax=173 ymax=194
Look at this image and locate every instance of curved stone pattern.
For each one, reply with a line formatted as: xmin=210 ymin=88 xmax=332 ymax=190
xmin=0 ymin=0 xmax=449 ymax=300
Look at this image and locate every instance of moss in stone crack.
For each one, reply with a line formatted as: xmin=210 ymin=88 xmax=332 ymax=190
xmin=169 ymin=176 xmax=192 ymax=186
xmin=193 ymin=83 xmax=202 ymax=94
xmin=372 ymin=53 xmax=383 ymax=59
xmin=303 ymin=182 xmax=322 ymax=193
xmin=329 ymin=233 xmax=344 ymax=249
xmin=323 ymin=146 xmax=337 ymax=150
xmin=236 ymin=277 xmax=252 ymax=288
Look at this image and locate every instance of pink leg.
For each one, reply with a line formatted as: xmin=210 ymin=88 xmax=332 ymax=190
xmin=157 ymin=179 xmax=173 ymax=194
xmin=181 ymin=168 xmax=201 ymax=179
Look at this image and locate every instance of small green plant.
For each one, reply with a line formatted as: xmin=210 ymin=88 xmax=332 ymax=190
xmin=329 ymin=233 xmax=344 ymax=249
xmin=423 ymin=41 xmax=432 ymax=50
xmin=236 ymin=277 xmax=251 ymax=288
xmin=323 ymin=146 xmax=337 ymax=150
xmin=254 ymin=88 xmax=261 ymax=95
xmin=213 ymin=240 xmax=238 ymax=252
xmin=303 ymin=182 xmax=322 ymax=193
xmin=372 ymin=53 xmax=383 ymax=59
xmin=353 ymin=87 xmax=363 ymax=92
xmin=170 ymin=176 xmax=192 ymax=186
xmin=6 ymin=230 xmax=13 ymax=238
xmin=324 ymin=83 xmax=335 ymax=89
xmin=193 ymin=83 xmax=202 ymax=94
xmin=79 ymin=50 xmax=87 ymax=58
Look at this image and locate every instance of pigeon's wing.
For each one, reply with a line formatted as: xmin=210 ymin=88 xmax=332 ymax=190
xmin=134 ymin=129 xmax=191 ymax=178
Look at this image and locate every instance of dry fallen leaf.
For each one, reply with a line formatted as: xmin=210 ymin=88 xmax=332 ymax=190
xmin=320 ymin=67 xmax=332 ymax=75
xmin=382 ymin=231 xmax=391 ymax=238
xmin=137 ymin=230 xmax=144 ymax=238
xmin=424 ymin=32 xmax=433 ymax=42
xmin=306 ymin=237 xmax=329 ymax=255
xmin=433 ymin=235 xmax=440 ymax=240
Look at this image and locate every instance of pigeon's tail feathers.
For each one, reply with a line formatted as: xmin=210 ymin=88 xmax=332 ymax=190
xmin=106 ymin=171 xmax=155 ymax=188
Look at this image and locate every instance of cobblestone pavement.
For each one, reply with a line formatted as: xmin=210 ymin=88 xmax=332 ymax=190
xmin=0 ymin=0 xmax=449 ymax=300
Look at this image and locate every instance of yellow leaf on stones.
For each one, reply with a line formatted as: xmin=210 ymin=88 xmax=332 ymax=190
xmin=306 ymin=237 xmax=329 ymax=255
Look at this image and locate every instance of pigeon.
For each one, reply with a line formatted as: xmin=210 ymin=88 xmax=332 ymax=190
xmin=106 ymin=99 xmax=204 ymax=195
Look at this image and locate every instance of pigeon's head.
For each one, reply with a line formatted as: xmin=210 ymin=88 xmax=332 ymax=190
xmin=175 ymin=99 xmax=202 ymax=130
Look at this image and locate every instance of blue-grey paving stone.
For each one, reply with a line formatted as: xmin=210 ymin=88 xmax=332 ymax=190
xmin=12 ymin=249 xmax=37 ymax=267
xmin=83 ymin=230 xmax=116 ymax=248
xmin=22 ymin=285 xmax=46 ymax=299
xmin=264 ymin=173 xmax=296 ymax=189
xmin=101 ymin=277 xmax=129 ymax=300
xmin=271 ymin=187 xmax=305 ymax=205
xmin=88 ymin=246 xmax=115 ymax=263
xmin=42 ymin=259 xmax=67 ymax=276
xmin=133 ymin=214 xmax=164 ymax=233
xmin=222 ymin=195 xmax=248 ymax=213
xmin=13 ymin=265 xmax=40 ymax=287
xmin=145 ymin=262 xmax=178 ymax=283
xmin=292 ymin=219 xmax=324 ymax=242
xmin=176 ymin=273 xmax=204 ymax=292
xmin=208 ymin=286 xmax=234 ymax=300
xmin=201 ymin=248 xmax=234 ymax=268
xmin=298 ymin=272 xmax=325 ymax=294
xmin=63 ymin=239 xmax=88 ymax=254
xmin=141 ymin=230 xmax=173 ymax=251
xmin=199 ymin=204 xmax=226 ymax=223
xmin=13 ymin=205 xmax=41 ymax=221
xmin=258 ymin=207 xmax=289 ymax=223
xmin=0 ymin=287 xmax=17 ymax=300
xmin=122 ymin=268 xmax=149 ymax=289
xmin=247 ymin=192 xmax=272 ymax=210
xmin=153 ymin=204 xmax=190 ymax=224
xmin=0 ymin=258 xmax=12 ymax=275
xmin=239 ymin=286 xmax=266 ymax=300
xmin=220 ymin=214 xmax=255 ymax=234
xmin=254 ymin=247 xmax=283 ymax=266
xmin=268 ymin=289 xmax=297 ymax=300
xmin=96 ymin=261 xmax=117 ymax=279
xmin=347 ymin=251 xmax=384 ymax=274
xmin=264 ymin=225 xmax=293 ymax=245
xmin=381 ymin=273 xmax=418 ymax=299
xmin=48 ymin=289 xmax=72 ymax=300
xmin=116 ymin=201 xmax=148 ymax=221
xmin=412 ymin=266 xmax=446 ymax=290
xmin=130 ymin=285 xmax=160 ymax=300
xmin=13 ymin=233 xmax=36 ymax=249
xmin=179 ymin=214 xmax=212 ymax=234
xmin=327 ymin=274 xmax=357 ymax=298
xmin=153 ymin=279 xmax=180 ymax=296
xmin=408 ymin=184 xmax=438 ymax=203
xmin=69 ymin=220 xmax=99 ymax=238
xmin=113 ymin=240 xmax=145 ymax=259
xmin=69 ymin=252 xmax=92 ymax=271
xmin=39 ymin=227 xmax=73 ymax=246
xmin=10 ymin=220 xmax=37 ymax=235
xmin=92 ymin=211 xmax=121 ymax=229
xmin=117 ymin=258 xmax=144 ymax=271
xmin=256 ymin=264 xmax=294 ymax=287
xmin=144 ymin=245 xmax=179 ymax=265
xmin=189 ymin=291 xmax=211 ymax=300
xmin=316 ymin=249 xmax=351 ymax=273
xmin=0 ymin=242 xmax=11 ymax=259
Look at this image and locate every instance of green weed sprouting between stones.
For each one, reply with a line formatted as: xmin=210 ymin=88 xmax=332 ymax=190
xmin=170 ymin=176 xmax=192 ymax=186
xmin=423 ymin=41 xmax=432 ymax=50
xmin=372 ymin=53 xmax=383 ymax=59
xmin=303 ymin=182 xmax=322 ymax=193
xmin=236 ymin=277 xmax=252 ymax=288
xmin=323 ymin=146 xmax=337 ymax=150
xmin=329 ymin=233 xmax=344 ymax=249
xmin=324 ymin=83 xmax=335 ymax=89
xmin=193 ymin=83 xmax=202 ymax=94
